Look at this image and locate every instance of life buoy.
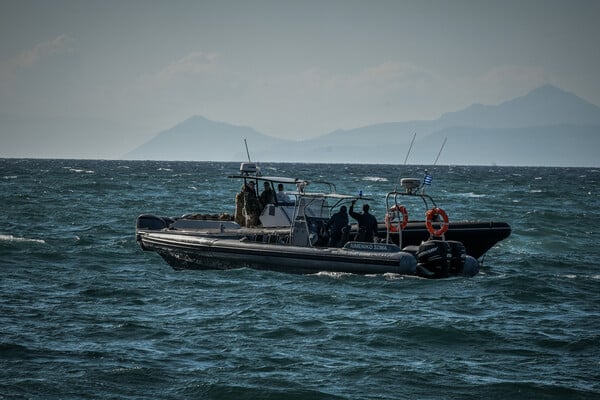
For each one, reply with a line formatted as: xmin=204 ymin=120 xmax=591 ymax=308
xmin=425 ymin=207 xmax=449 ymax=237
xmin=385 ymin=205 xmax=408 ymax=232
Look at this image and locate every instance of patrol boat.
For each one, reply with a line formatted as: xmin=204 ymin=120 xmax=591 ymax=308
xmin=136 ymin=163 xmax=511 ymax=278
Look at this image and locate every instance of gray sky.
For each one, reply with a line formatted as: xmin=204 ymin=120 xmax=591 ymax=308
xmin=1 ymin=0 xmax=599 ymax=158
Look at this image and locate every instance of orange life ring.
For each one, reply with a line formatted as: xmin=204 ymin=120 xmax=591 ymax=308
xmin=385 ymin=205 xmax=408 ymax=232
xmin=425 ymin=207 xmax=449 ymax=237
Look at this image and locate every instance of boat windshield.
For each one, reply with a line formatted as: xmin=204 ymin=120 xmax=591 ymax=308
xmin=229 ymin=171 xmax=371 ymax=228
xmin=227 ymin=174 xmax=337 ymax=194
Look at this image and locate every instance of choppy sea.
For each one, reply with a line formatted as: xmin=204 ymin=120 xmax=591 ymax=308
xmin=1 ymin=159 xmax=599 ymax=399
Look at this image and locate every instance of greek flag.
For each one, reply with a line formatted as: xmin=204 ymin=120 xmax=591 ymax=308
xmin=423 ymin=173 xmax=433 ymax=186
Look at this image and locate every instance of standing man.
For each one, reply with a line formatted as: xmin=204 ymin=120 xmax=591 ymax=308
xmin=243 ymin=181 xmax=261 ymax=227
xmin=349 ymin=200 xmax=378 ymax=242
xmin=325 ymin=205 xmax=349 ymax=247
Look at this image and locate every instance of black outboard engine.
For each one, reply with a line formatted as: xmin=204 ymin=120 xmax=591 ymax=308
xmin=136 ymin=214 xmax=174 ymax=231
xmin=416 ymin=240 xmax=451 ymax=278
xmin=446 ymin=240 xmax=467 ymax=275
xmin=416 ymin=240 xmax=480 ymax=278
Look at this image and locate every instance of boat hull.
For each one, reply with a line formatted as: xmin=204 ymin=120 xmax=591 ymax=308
xmin=136 ymin=214 xmax=510 ymax=260
xmin=379 ymin=221 xmax=511 ymax=259
xmin=138 ymin=231 xmax=418 ymax=275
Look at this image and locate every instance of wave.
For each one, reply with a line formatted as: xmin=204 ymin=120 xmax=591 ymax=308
xmin=362 ymin=176 xmax=388 ymax=182
xmin=312 ymin=271 xmax=353 ymax=279
xmin=456 ymin=192 xmax=486 ymax=198
xmin=1 ymin=159 xmax=598 ymax=400
xmin=0 ymin=234 xmax=45 ymax=244
xmin=62 ymin=167 xmax=95 ymax=174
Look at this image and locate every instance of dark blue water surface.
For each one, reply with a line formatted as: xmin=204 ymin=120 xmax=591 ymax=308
xmin=1 ymin=159 xmax=599 ymax=399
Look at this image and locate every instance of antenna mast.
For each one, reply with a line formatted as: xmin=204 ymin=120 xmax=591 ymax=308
xmin=433 ymin=137 xmax=447 ymax=166
xmin=403 ymin=133 xmax=416 ymax=166
xmin=394 ymin=133 xmax=417 ymax=192
xmin=244 ymin=138 xmax=251 ymax=162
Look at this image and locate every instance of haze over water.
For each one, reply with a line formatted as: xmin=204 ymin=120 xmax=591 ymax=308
xmin=2 ymin=2 xmax=600 ymax=162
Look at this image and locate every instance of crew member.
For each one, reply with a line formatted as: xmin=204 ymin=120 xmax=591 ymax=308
xmin=326 ymin=205 xmax=349 ymax=247
xmin=349 ymin=200 xmax=378 ymax=242
xmin=242 ymin=181 xmax=261 ymax=227
xmin=276 ymin=183 xmax=289 ymax=204
xmin=259 ymin=181 xmax=275 ymax=210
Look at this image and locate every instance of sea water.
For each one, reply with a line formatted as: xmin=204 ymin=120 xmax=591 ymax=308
xmin=1 ymin=159 xmax=599 ymax=399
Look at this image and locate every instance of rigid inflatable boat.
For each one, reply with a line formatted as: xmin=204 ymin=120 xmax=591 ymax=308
xmin=136 ymin=163 xmax=510 ymax=278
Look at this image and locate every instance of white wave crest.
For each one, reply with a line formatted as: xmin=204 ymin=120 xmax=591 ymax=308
xmin=313 ymin=271 xmax=353 ymax=279
xmin=64 ymin=167 xmax=94 ymax=174
xmin=362 ymin=176 xmax=388 ymax=182
xmin=0 ymin=234 xmax=46 ymax=244
xmin=457 ymin=192 xmax=486 ymax=198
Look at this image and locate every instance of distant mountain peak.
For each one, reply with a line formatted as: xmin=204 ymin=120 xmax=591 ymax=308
xmin=125 ymin=85 xmax=600 ymax=166
xmin=439 ymin=84 xmax=600 ymax=128
xmin=174 ymin=115 xmax=227 ymax=130
xmin=527 ymin=83 xmax=568 ymax=97
xmin=124 ymin=115 xmax=289 ymax=161
xmin=183 ymin=115 xmax=209 ymax=123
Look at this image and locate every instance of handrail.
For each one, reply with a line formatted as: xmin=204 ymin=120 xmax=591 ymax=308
xmin=384 ymin=191 xmax=438 ymax=246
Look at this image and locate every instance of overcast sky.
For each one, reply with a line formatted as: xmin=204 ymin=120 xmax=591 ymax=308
xmin=1 ymin=0 xmax=599 ymax=158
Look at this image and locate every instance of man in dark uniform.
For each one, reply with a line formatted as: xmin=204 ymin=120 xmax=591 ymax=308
xmin=259 ymin=181 xmax=275 ymax=210
xmin=349 ymin=200 xmax=378 ymax=242
xmin=242 ymin=181 xmax=261 ymax=227
xmin=325 ymin=205 xmax=349 ymax=247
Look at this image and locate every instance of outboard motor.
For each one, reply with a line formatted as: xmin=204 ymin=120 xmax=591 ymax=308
xmin=446 ymin=240 xmax=467 ymax=275
xmin=136 ymin=214 xmax=173 ymax=231
xmin=416 ymin=240 xmax=480 ymax=278
xmin=416 ymin=240 xmax=451 ymax=278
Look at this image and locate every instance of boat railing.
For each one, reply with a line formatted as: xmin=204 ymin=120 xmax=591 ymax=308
xmin=383 ymin=190 xmax=438 ymax=246
xmin=385 ymin=190 xmax=437 ymax=212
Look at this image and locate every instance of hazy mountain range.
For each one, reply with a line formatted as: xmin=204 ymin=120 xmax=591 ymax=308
xmin=124 ymin=85 xmax=600 ymax=166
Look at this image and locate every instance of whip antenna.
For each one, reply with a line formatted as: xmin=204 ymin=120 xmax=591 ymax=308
xmin=244 ymin=138 xmax=252 ymax=162
xmin=433 ymin=137 xmax=447 ymax=166
xmin=403 ymin=133 xmax=416 ymax=166
xmin=422 ymin=137 xmax=446 ymax=193
xmin=395 ymin=133 xmax=417 ymax=192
